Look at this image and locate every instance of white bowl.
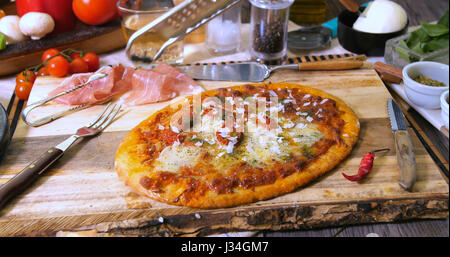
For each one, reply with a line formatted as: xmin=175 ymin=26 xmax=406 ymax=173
xmin=402 ymin=61 xmax=449 ymax=109
xmin=441 ymin=90 xmax=449 ymax=130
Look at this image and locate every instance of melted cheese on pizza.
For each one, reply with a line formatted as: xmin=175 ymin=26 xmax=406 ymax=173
xmin=151 ymin=89 xmax=327 ymax=174
xmin=121 ymin=83 xmax=356 ymax=207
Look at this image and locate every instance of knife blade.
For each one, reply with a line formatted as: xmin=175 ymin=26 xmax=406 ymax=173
xmin=177 ymin=63 xmax=269 ymax=82
xmin=176 ymin=60 xmax=364 ymax=82
xmin=387 ymin=99 xmax=416 ymax=191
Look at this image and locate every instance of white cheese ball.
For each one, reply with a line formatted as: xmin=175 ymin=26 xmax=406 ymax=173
xmin=353 ymin=0 xmax=408 ymax=34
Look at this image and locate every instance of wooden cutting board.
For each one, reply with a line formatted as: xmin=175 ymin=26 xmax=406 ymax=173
xmin=0 ymin=3 xmax=126 ymax=76
xmin=0 ymin=66 xmax=448 ymax=237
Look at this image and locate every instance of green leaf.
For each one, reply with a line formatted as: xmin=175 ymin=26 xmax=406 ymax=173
xmin=422 ymin=37 xmax=449 ymax=52
xmin=438 ymin=10 xmax=449 ymax=27
xmin=0 ymin=33 xmax=6 ymax=50
xmin=395 ymin=40 xmax=410 ymax=61
xmin=420 ymin=22 xmax=449 ymax=37
xmin=407 ymin=28 xmax=430 ymax=48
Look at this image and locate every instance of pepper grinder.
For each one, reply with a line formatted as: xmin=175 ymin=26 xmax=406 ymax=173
xmin=249 ymin=0 xmax=294 ymax=61
xmin=206 ymin=3 xmax=242 ymax=55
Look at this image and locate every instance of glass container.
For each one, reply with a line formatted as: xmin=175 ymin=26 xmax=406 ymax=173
xmin=206 ymin=3 xmax=241 ymax=55
xmin=118 ymin=0 xmax=184 ymax=65
xmin=385 ymin=33 xmax=449 ymax=68
xmin=249 ymin=0 xmax=294 ymax=62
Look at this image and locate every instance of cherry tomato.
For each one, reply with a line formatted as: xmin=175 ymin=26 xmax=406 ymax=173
xmin=15 ymin=81 xmax=34 ymax=101
xmin=16 ymin=70 xmax=37 ymax=84
xmin=69 ymin=57 xmax=89 ymax=74
xmin=42 ymin=48 xmax=60 ymax=62
xmin=73 ymin=0 xmax=119 ymax=26
xmin=37 ymin=66 xmax=50 ymax=76
xmin=48 ymin=56 xmax=69 ymax=77
xmin=82 ymin=52 xmax=100 ymax=72
xmin=0 ymin=9 xmax=6 ymax=19
xmin=70 ymin=52 xmax=82 ymax=59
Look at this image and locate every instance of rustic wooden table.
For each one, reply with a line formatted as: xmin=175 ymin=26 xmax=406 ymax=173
xmin=0 ymin=0 xmax=448 ymax=238
xmin=261 ymin=0 xmax=450 ymax=237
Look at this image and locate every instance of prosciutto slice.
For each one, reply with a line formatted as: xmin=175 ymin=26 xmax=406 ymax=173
xmin=125 ymin=63 xmax=203 ymax=105
xmin=49 ymin=65 xmax=133 ymax=105
xmin=48 ymin=63 xmax=203 ymax=106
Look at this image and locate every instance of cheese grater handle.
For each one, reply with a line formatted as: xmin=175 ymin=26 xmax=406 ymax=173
xmin=125 ymin=0 xmax=243 ymax=63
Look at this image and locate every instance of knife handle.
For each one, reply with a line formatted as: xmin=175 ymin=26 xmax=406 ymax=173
xmin=298 ymin=60 xmax=364 ymax=71
xmin=394 ymin=130 xmax=416 ymax=191
xmin=374 ymin=62 xmax=403 ymax=84
xmin=0 ymin=147 xmax=63 ymax=210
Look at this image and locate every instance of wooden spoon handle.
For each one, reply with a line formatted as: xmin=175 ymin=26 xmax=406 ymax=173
xmin=374 ymin=62 xmax=404 ymax=84
xmin=298 ymin=60 xmax=364 ymax=71
xmin=338 ymin=0 xmax=360 ymax=12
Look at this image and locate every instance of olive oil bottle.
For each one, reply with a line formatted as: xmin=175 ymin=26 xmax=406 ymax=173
xmin=289 ymin=0 xmax=327 ymax=25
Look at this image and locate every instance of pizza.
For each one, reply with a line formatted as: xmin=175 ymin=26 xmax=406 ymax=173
xmin=115 ymin=82 xmax=360 ymax=208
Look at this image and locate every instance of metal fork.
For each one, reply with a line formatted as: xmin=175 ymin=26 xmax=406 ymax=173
xmin=0 ymin=103 xmax=121 ymax=210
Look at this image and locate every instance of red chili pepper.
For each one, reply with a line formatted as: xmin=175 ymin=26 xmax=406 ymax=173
xmin=342 ymin=148 xmax=390 ymax=182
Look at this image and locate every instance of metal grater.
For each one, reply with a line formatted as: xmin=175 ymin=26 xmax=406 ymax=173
xmin=125 ymin=0 xmax=243 ymax=63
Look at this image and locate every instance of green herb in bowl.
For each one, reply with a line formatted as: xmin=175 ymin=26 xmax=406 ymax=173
xmin=396 ymin=10 xmax=449 ymax=62
xmin=413 ymin=74 xmax=447 ymax=87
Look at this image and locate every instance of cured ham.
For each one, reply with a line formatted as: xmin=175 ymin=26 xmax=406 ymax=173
xmin=49 ymin=65 xmax=133 ymax=105
xmin=125 ymin=63 xmax=203 ymax=105
xmin=48 ymin=63 xmax=203 ymax=106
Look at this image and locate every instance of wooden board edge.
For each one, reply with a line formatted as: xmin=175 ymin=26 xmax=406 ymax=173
xmin=10 ymin=195 xmax=449 ymax=237
xmin=0 ymin=28 xmax=126 ymax=76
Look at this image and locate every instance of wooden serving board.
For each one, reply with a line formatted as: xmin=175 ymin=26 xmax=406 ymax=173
xmin=0 ymin=67 xmax=448 ymax=237
xmin=0 ymin=3 xmax=126 ymax=76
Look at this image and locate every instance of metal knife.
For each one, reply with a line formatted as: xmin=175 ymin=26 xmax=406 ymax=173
xmin=176 ymin=60 xmax=364 ymax=82
xmin=387 ymin=99 xmax=416 ymax=191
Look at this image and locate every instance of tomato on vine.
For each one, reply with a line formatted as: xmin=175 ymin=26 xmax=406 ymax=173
xmin=42 ymin=48 xmax=60 ymax=62
xmin=16 ymin=70 xmax=36 ymax=84
xmin=69 ymin=57 xmax=89 ymax=74
xmin=82 ymin=52 xmax=100 ymax=72
xmin=37 ymin=66 xmax=49 ymax=76
xmin=48 ymin=56 xmax=70 ymax=77
xmin=70 ymin=52 xmax=81 ymax=59
xmin=15 ymin=81 xmax=34 ymax=100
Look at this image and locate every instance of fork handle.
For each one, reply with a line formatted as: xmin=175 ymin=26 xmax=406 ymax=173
xmin=0 ymin=147 xmax=63 ymax=210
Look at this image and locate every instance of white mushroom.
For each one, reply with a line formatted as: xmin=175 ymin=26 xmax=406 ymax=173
xmin=0 ymin=15 xmax=27 ymax=44
xmin=19 ymin=12 xmax=55 ymax=40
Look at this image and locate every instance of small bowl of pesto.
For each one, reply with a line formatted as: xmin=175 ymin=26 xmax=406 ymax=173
xmin=403 ymin=61 xmax=449 ymax=109
xmin=441 ymin=90 xmax=449 ymax=130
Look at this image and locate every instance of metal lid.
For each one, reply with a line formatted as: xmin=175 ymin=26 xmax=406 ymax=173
xmin=287 ymin=26 xmax=332 ymax=51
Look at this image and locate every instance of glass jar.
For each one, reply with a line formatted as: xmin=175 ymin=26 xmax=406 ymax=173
xmin=289 ymin=0 xmax=327 ymax=25
xmin=249 ymin=0 xmax=294 ymax=61
xmin=206 ymin=4 xmax=242 ymax=55
xmin=117 ymin=0 xmax=184 ymax=65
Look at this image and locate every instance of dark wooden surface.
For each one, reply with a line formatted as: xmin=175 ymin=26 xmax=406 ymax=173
xmin=262 ymin=0 xmax=450 ymax=237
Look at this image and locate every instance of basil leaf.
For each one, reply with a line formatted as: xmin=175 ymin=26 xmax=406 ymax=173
xmin=422 ymin=37 xmax=449 ymax=52
xmin=0 ymin=33 xmax=6 ymax=50
xmin=438 ymin=10 xmax=449 ymax=27
xmin=396 ymin=39 xmax=410 ymax=61
xmin=407 ymin=27 xmax=430 ymax=48
xmin=420 ymin=22 xmax=449 ymax=37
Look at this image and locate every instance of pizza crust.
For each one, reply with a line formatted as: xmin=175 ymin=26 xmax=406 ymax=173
xmin=115 ymin=83 xmax=360 ymax=208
